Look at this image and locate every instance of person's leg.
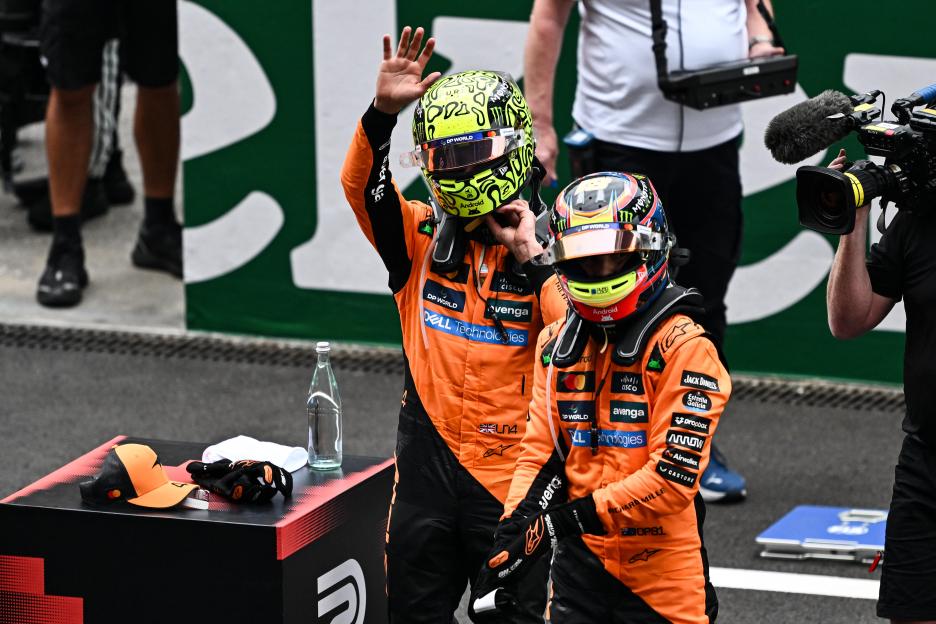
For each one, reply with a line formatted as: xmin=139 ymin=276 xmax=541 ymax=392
xmin=386 ymin=396 xmax=465 ymax=623
xmin=668 ymin=138 xmax=742 ymax=347
xmin=877 ymin=434 xmax=936 ymax=623
xmin=36 ymin=0 xmax=111 ymax=306
xmin=120 ymin=0 xmax=181 ymax=277
xmin=45 ymin=86 xmax=95 ymax=219
xmin=133 ymin=84 xmax=178 ymax=201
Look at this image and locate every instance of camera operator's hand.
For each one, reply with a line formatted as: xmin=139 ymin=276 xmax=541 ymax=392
xmin=374 ymin=26 xmax=441 ymax=115
xmin=748 ymin=40 xmax=785 ymax=58
xmin=828 ymin=148 xmax=848 ymax=171
xmin=485 ymin=200 xmax=544 ymax=264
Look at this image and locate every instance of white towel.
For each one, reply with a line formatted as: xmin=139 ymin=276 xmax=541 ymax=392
xmin=202 ymin=435 xmax=308 ymax=473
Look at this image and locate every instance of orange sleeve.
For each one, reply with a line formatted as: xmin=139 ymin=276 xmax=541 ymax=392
xmin=503 ymin=323 xmax=568 ymax=520
xmin=592 ymin=337 xmax=731 ymax=530
xmin=537 ymin=274 xmax=569 ymax=326
xmin=339 ymin=105 xmax=431 ymax=292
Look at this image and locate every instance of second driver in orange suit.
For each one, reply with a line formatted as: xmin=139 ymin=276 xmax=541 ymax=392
xmin=470 ymin=172 xmax=731 ymax=623
xmin=340 ymin=27 xmax=567 ymax=622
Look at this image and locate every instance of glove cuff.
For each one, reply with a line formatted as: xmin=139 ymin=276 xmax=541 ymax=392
xmin=568 ymin=495 xmax=605 ymax=536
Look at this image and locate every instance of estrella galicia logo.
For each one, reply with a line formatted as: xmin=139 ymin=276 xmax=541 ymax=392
xmin=556 ymin=371 xmax=595 ymax=393
xmin=610 ymin=401 xmax=649 ymax=424
xmin=485 ymin=299 xmax=533 ymax=323
xmin=682 ymin=390 xmax=712 ymax=413
xmin=670 ymin=413 xmax=711 ymax=435
xmin=557 ymin=401 xmax=593 ymax=423
xmin=317 ymin=558 xmax=365 ymax=624
xmin=423 ymin=279 xmax=465 ymax=312
xmin=663 ymin=447 xmax=702 ymax=471
xmin=491 ymin=271 xmax=533 ymax=295
xmin=571 ymin=429 xmax=647 ymax=448
xmin=612 ymin=372 xmax=644 ymax=395
xmin=665 ymin=430 xmax=706 ymax=452
xmin=680 ymin=370 xmax=720 ymax=392
xmin=656 ymin=461 xmax=697 ymax=487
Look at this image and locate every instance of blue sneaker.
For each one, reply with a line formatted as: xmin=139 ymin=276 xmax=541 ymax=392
xmin=700 ymin=444 xmax=747 ymax=503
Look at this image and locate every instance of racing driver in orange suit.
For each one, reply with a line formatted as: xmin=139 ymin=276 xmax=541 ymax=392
xmin=340 ymin=27 xmax=566 ymax=622
xmin=470 ymin=172 xmax=731 ymax=623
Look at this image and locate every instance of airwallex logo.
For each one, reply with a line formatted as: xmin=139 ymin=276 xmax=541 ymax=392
xmin=571 ymin=429 xmax=647 ymax=448
xmin=423 ymin=310 xmax=528 ymax=346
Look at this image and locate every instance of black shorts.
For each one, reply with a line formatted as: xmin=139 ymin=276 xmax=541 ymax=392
xmin=40 ymin=0 xmax=178 ymax=89
xmin=877 ymin=433 xmax=936 ymax=620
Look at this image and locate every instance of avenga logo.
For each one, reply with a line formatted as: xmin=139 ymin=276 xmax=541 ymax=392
xmin=539 ymin=475 xmax=563 ymax=509
xmin=317 ymin=559 xmax=366 ymax=624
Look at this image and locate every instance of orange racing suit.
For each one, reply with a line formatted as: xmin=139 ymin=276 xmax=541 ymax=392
xmin=340 ymin=103 xmax=566 ymax=623
xmin=503 ymin=291 xmax=731 ymax=624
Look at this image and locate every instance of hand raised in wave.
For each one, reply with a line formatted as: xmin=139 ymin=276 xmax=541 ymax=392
xmin=374 ymin=26 xmax=442 ymax=115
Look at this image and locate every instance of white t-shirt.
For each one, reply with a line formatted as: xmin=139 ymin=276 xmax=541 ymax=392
xmin=572 ymin=0 xmax=748 ymax=152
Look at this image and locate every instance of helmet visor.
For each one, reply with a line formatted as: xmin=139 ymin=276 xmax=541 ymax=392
xmin=538 ymin=223 xmax=665 ymax=266
xmin=400 ymin=128 xmax=529 ymax=173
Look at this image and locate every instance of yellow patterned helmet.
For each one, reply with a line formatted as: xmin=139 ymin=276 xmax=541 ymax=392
xmin=543 ymin=172 xmax=673 ymax=325
xmin=400 ymin=70 xmax=535 ymax=218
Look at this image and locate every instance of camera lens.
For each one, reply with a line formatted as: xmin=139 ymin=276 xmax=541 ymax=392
xmin=796 ymin=167 xmax=856 ymax=234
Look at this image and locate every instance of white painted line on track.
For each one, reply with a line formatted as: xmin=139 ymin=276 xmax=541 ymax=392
xmin=710 ymin=567 xmax=879 ymax=600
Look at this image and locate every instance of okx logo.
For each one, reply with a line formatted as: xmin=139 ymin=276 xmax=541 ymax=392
xmin=317 ymin=558 xmax=366 ymax=624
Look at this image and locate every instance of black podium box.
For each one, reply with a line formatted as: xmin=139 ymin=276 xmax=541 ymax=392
xmin=0 ymin=436 xmax=393 ymax=624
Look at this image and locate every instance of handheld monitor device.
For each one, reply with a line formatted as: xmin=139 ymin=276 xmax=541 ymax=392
xmin=650 ymin=0 xmax=798 ymax=110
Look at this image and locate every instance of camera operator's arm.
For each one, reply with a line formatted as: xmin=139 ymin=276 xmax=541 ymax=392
xmin=746 ymin=0 xmax=785 ymax=58
xmin=524 ymin=0 xmax=575 ymax=186
xmin=826 ymin=149 xmax=897 ymax=338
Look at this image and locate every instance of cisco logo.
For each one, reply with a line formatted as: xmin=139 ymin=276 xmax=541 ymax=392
xmin=317 ymin=558 xmax=365 ymax=624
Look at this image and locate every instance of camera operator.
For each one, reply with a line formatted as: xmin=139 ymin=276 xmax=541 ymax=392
xmin=827 ymin=147 xmax=936 ymax=624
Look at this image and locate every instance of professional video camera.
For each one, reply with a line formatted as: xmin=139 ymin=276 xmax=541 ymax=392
xmin=765 ymin=84 xmax=936 ymax=234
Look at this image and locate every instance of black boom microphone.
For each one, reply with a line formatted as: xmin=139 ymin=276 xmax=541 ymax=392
xmin=764 ymin=90 xmax=855 ymax=164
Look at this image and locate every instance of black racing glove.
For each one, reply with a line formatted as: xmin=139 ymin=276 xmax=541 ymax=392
xmin=470 ymin=494 xmax=604 ymax=618
xmin=186 ymin=459 xmax=293 ymax=504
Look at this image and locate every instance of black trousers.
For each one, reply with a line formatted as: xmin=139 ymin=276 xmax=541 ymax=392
xmin=877 ymin=433 xmax=936 ymax=620
xmin=575 ymin=137 xmax=743 ymax=347
xmin=386 ymin=381 xmax=548 ymax=623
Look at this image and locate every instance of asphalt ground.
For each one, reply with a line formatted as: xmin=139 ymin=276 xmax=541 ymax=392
xmin=0 ymin=337 xmax=902 ymax=624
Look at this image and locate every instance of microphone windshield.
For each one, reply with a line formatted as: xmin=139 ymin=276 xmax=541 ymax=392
xmin=764 ymin=90 xmax=854 ymax=164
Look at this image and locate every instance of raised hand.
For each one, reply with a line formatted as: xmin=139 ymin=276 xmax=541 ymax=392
xmin=374 ymin=26 xmax=442 ymax=115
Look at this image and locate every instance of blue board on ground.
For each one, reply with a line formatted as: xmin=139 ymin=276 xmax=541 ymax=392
xmin=756 ymin=505 xmax=887 ymax=564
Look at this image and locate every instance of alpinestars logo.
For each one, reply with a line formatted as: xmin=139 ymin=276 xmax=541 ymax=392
xmin=317 ymin=559 xmax=366 ymax=624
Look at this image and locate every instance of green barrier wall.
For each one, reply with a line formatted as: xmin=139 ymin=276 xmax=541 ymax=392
xmin=181 ymin=0 xmax=936 ymax=385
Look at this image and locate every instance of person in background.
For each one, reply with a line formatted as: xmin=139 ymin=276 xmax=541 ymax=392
xmin=827 ymin=148 xmax=936 ymax=624
xmin=37 ymin=0 xmax=181 ymax=307
xmin=522 ymin=0 xmax=785 ymax=503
